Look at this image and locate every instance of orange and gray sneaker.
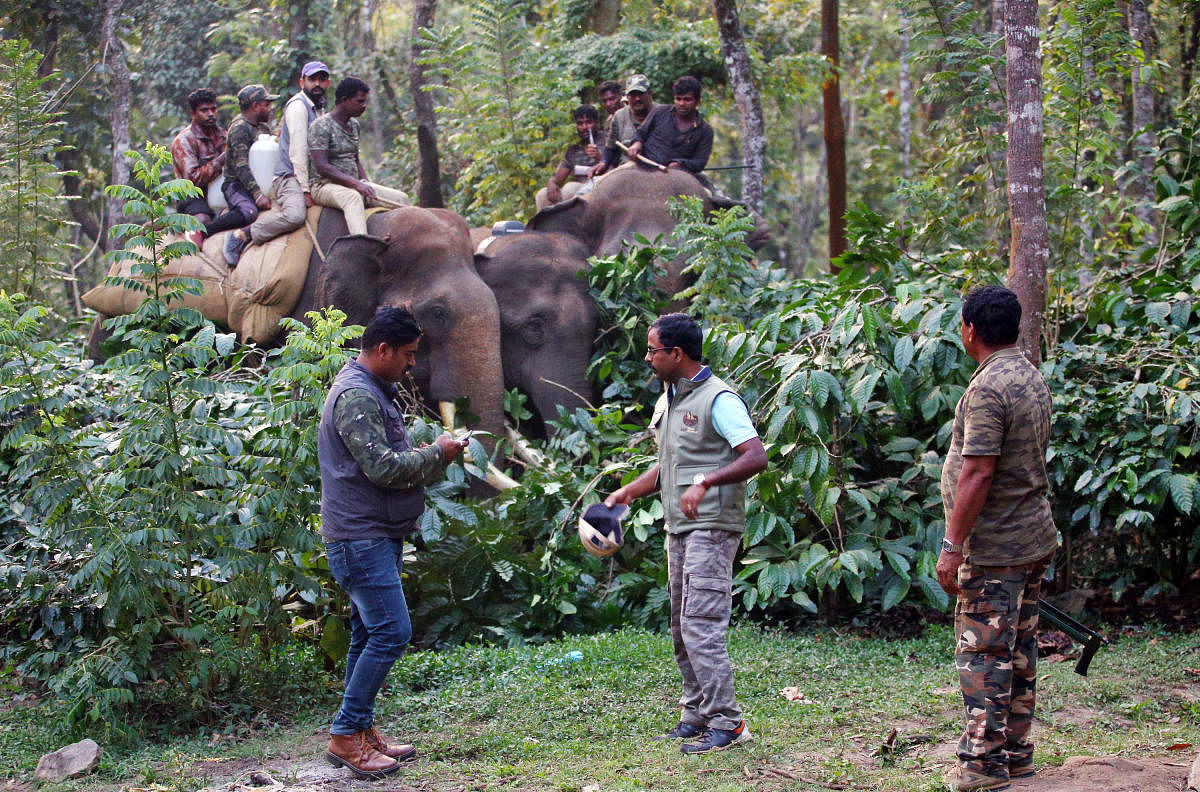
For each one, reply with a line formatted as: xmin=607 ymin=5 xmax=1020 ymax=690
xmin=680 ymin=720 xmax=752 ymax=754
xmin=943 ymin=764 xmax=1011 ymax=791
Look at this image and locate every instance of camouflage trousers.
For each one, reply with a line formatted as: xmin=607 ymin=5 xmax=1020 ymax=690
xmin=953 ymin=554 xmax=1052 ymax=777
xmin=666 ymin=528 xmax=744 ymax=731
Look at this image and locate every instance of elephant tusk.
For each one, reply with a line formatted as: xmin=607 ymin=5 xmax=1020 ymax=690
xmin=485 ymin=463 xmax=520 ymax=491
xmin=440 ymin=400 xmax=519 ymax=490
xmin=505 ymin=423 xmax=546 ymax=468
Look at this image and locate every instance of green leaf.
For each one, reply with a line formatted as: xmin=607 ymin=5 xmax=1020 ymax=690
xmin=881 ymin=577 xmax=910 ymax=611
xmin=893 ymin=336 xmax=915 ymax=371
xmin=1168 ymin=473 xmax=1196 ymax=514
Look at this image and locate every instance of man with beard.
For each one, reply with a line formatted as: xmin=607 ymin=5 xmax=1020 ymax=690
xmin=225 ymin=61 xmax=331 ymax=265
xmin=605 ymin=313 xmax=766 ymax=754
xmin=170 ymin=88 xmax=226 ymax=245
xmin=309 ymin=76 xmax=410 ymax=237
xmin=593 ymin=73 xmax=657 ymax=173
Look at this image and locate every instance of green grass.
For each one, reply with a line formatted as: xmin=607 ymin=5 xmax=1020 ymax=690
xmin=2 ymin=624 xmax=1198 ymax=791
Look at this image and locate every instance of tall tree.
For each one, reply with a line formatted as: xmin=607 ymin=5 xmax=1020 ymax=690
xmin=1004 ymin=0 xmax=1049 ymax=363
xmin=411 ymin=0 xmax=444 ymax=208
xmin=821 ymin=0 xmax=847 ymax=269
xmin=713 ymin=0 xmax=766 ymax=215
xmin=100 ymin=0 xmax=131 ymax=242
xmin=1129 ymin=0 xmax=1158 ymax=244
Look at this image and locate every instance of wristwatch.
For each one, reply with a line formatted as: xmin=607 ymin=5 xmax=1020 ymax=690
xmin=691 ymin=473 xmax=711 ymax=490
xmin=941 ymin=538 xmax=963 ymax=554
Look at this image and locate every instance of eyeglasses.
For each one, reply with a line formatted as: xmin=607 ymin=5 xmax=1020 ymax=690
xmin=646 ymin=345 xmax=675 ymax=355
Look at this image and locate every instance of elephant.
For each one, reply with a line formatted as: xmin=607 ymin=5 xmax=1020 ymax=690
xmin=470 ymin=230 xmax=598 ymax=436
xmin=525 ymin=165 xmax=769 ymax=295
xmin=89 ymin=207 xmax=507 ymax=445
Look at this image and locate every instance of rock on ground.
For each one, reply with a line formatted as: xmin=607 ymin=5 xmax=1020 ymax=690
xmin=33 ymin=738 xmax=101 ymax=782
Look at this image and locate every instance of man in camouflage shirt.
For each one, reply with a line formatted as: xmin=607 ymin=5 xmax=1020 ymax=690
xmin=317 ymin=306 xmax=468 ymax=780
xmin=936 ymin=285 xmax=1059 ymax=792
xmin=210 ymin=84 xmax=279 ymax=264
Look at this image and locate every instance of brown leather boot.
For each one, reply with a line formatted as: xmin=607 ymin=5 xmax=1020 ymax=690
xmin=365 ymin=726 xmax=417 ymax=762
xmin=325 ymin=731 xmax=400 ymax=779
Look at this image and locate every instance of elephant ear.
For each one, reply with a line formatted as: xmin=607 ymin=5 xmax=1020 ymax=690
xmin=527 ymin=198 xmax=589 ymax=242
xmin=317 ymin=235 xmax=389 ymax=328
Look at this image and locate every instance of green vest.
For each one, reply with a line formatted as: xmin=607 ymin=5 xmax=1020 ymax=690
xmin=653 ymin=371 xmax=748 ymax=534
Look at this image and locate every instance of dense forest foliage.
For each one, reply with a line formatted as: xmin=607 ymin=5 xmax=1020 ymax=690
xmin=0 ymin=0 xmax=1198 ymax=732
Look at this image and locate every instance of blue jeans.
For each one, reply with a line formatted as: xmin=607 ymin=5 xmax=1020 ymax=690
xmin=325 ymin=537 xmax=412 ymax=735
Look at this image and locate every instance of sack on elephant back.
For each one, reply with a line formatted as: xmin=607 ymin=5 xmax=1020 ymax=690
xmin=81 ymin=234 xmax=230 ymax=325
xmin=226 ymin=205 xmax=320 ymax=346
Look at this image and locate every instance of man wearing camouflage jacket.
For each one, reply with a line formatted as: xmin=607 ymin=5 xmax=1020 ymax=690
xmin=937 ymin=285 xmax=1059 ymax=792
xmin=317 ymin=306 xmax=468 ymax=780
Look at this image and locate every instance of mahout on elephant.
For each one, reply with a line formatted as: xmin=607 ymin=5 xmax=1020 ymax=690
xmin=88 ymin=206 xmax=507 ymax=445
xmin=471 ymin=230 xmax=598 ymax=437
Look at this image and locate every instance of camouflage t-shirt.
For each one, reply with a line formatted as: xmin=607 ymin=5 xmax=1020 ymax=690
xmin=308 ymin=114 xmax=361 ymax=188
xmin=939 ymin=346 xmax=1058 ymax=565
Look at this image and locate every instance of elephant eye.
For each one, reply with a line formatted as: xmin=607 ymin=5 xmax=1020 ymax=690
xmin=422 ymin=303 xmax=451 ymax=336
xmin=520 ymin=316 xmax=546 ymax=347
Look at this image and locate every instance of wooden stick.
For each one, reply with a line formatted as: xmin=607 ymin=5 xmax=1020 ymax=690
xmin=614 ymin=140 xmax=668 ymax=172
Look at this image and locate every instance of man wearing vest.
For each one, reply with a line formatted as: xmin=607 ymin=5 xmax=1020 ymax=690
xmin=317 ymin=306 xmax=468 ymax=779
xmin=225 ymin=60 xmax=331 ymax=266
xmin=605 ymin=313 xmax=767 ymax=754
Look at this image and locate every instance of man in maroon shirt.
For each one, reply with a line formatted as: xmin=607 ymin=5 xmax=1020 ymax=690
xmin=170 ymin=89 xmax=227 ymax=242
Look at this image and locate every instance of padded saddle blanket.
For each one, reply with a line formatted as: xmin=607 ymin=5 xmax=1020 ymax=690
xmin=82 ymin=206 xmax=321 ymax=346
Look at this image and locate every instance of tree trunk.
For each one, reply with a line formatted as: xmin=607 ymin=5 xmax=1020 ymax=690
xmin=1183 ymin=5 xmax=1200 ymax=98
xmin=411 ymin=0 xmax=444 ymax=208
xmin=100 ymin=0 xmax=130 ymax=245
xmin=1004 ymin=0 xmax=1049 ymax=364
xmin=1129 ymin=0 xmax=1157 ymax=244
xmin=713 ymin=0 xmax=765 ymax=215
xmin=358 ymin=0 xmax=384 ymax=163
xmin=821 ymin=0 xmax=847 ymax=271
xmin=899 ymin=11 xmax=912 ymax=244
xmin=588 ymin=0 xmax=621 ymax=34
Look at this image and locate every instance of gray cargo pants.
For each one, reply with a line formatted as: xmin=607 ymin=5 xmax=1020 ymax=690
xmin=666 ymin=528 xmax=743 ymax=731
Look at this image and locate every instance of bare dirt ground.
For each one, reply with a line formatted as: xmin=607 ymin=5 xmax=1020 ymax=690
xmin=180 ymin=736 xmax=1198 ymax=792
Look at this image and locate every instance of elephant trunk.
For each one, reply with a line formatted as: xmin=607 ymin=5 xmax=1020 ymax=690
xmin=427 ymin=279 xmax=506 ymax=444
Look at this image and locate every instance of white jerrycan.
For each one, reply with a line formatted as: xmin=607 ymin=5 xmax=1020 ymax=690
xmin=206 ymin=133 xmax=279 ymax=208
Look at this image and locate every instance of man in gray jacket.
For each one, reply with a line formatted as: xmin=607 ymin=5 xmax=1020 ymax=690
xmin=317 ymin=306 xmax=467 ymax=779
xmin=605 ymin=313 xmax=767 ymax=754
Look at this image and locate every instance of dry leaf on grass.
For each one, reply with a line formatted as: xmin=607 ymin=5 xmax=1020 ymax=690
xmin=780 ymin=686 xmax=810 ymax=702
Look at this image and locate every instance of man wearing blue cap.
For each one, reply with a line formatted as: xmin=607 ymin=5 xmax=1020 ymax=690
xmin=225 ymin=61 xmax=331 ymax=264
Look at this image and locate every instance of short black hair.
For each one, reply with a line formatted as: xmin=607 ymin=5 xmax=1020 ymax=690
xmin=335 ymin=76 xmax=370 ymax=104
xmin=187 ymin=89 xmax=217 ymax=111
xmin=672 ymin=75 xmax=702 ymax=100
xmin=361 ymin=305 xmax=422 ymax=349
xmin=962 ymin=285 xmax=1021 ymax=346
xmin=652 ymin=313 xmax=703 ymax=362
xmin=598 ymin=80 xmax=622 ymax=95
xmin=572 ymin=104 xmax=599 ymax=122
